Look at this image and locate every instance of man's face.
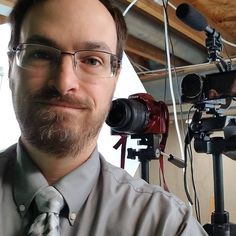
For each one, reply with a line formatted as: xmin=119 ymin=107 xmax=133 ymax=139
xmin=9 ymin=0 xmax=119 ymax=157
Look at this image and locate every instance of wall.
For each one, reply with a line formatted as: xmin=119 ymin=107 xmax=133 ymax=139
xmin=148 ymin=122 xmax=236 ymax=224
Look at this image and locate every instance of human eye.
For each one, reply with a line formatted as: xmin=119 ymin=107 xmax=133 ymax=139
xmin=78 ymin=51 xmax=107 ymax=67
xmin=25 ymin=48 xmax=54 ymax=61
xmin=18 ymin=45 xmax=58 ymax=69
xmin=80 ymin=56 xmax=103 ymax=66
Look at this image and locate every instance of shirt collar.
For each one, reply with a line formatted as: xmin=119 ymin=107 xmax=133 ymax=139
xmin=54 ymin=147 xmax=100 ymax=225
xmin=13 ymin=141 xmax=101 ymax=224
xmin=13 ymin=141 xmax=48 ymax=218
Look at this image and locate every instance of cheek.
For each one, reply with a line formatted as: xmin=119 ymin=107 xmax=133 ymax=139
xmin=8 ymin=62 xmax=18 ymax=92
xmin=9 ymin=69 xmax=48 ymax=113
xmin=10 ymin=68 xmax=48 ymax=95
xmin=93 ymin=82 xmax=116 ymax=112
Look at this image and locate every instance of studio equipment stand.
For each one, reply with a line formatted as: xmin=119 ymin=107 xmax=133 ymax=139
xmin=127 ymin=133 xmax=185 ymax=183
xmin=188 ymin=103 xmax=236 ymax=236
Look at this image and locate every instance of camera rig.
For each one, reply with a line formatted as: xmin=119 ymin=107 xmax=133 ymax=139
xmin=185 ymin=100 xmax=236 ymax=236
xmin=182 ymin=27 xmax=236 ymax=235
xmin=106 ymin=93 xmax=185 ymax=184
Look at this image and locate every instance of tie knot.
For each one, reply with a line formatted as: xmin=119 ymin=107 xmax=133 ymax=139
xmin=35 ymin=186 xmax=64 ymax=214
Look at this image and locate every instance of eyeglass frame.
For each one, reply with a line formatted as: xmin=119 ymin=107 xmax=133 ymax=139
xmin=9 ymin=43 xmax=122 ymax=79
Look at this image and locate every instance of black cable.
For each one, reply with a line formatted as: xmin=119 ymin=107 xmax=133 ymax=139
xmin=183 ymin=107 xmax=194 ymax=205
xmin=188 ymin=142 xmax=201 ymax=223
xmin=159 ymin=164 xmax=162 ymax=187
xmin=185 ymin=106 xmax=202 ymax=222
xmin=184 ymin=143 xmax=193 ymax=205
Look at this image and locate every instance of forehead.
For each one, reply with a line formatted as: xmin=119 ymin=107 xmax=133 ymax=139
xmin=20 ymin=0 xmax=117 ymax=52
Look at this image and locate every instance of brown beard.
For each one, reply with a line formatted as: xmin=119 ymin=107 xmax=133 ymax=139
xmin=14 ymin=86 xmax=108 ymax=158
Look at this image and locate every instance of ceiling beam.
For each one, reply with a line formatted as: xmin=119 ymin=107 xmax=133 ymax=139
xmin=0 ymin=0 xmax=14 ymax=19
xmin=0 ymin=14 xmax=6 ymax=24
xmin=170 ymin=0 xmax=236 ymax=56
xmin=125 ymin=35 xmax=189 ymax=67
xmin=124 ymin=0 xmax=205 ymax=47
xmin=139 ymin=57 xmax=236 ymax=81
xmin=124 ymin=0 xmax=236 ymax=57
xmin=0 ymin=0 xmax=14 ymax=7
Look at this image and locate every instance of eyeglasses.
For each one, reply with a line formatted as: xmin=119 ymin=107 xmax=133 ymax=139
xmin=12 ymin=43 xmax=121 ymax=79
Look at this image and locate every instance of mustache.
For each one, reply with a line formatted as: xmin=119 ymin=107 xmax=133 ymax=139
xmin=28 ymin=86 xmax=93 ymax=109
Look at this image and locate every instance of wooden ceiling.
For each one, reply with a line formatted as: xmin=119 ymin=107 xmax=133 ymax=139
xmin=121 ymin=0 xmax=236 ymax=80
xmin=0 ymin=0 xmax=236 ymax=82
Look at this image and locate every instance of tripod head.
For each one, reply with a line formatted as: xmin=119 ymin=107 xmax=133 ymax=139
xmin=185 ymin=99 xmax=236 ymax=236
xmin=186 ymin=99 xmax=236 ymax=159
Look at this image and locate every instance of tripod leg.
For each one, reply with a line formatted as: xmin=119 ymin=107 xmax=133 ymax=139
xmin=213 ymin=154 xmax=224 ymax=213
xmin=140 ymin=159 xmax=149 ymax=183
xmin=211 ymin=152 xmax=230 ymax=235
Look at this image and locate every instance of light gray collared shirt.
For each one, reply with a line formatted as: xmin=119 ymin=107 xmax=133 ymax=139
xmin=0 ymin=142 xmax=208 ymax=236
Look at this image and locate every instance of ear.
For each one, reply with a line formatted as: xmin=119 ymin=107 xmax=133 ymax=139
xmin=8 ymin=56 xmax=14 ymax=91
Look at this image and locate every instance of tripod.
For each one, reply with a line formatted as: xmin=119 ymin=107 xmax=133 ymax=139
xmin=127 ymin=134 xmax=160 ymax=183
xmin=191 ymin=115 xmax=236 ymax=236
xmin=127 ymin=133 xmax=185 ymax=183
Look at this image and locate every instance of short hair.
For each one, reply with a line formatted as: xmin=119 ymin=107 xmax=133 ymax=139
xmin=8 ymin=0 xmax=127 ymax=60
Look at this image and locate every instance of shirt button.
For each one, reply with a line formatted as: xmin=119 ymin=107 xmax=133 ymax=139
xmin=19 ymin=205 xmax=26 ymax=212
xmin=70 ymin=212 xmax=77 ymax=220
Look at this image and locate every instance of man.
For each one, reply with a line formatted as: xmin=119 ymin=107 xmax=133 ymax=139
xmin=0 ymin=0 xmax=207 ymax=235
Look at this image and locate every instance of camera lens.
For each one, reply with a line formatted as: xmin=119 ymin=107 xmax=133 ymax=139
xmin=181 ymin=74 xmax=203 ymax=100
xmin=106 ymin=98 xmax=149 ymax=134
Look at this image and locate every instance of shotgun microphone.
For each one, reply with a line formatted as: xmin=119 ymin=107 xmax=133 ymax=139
xmin=176 ymin=3 xmax=219 ymax=37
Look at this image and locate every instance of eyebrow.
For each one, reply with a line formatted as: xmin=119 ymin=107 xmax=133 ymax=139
xmin=25 ymin=35 xmax=58 ymax=48
xmin=80 ymin=42 xmax=112 ymax=52
xmin=24 ymin=35 xmax=113 ymax=52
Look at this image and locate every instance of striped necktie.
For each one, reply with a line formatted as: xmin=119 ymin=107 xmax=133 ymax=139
xmin=28 ymin=186 xmax=64 ymax=236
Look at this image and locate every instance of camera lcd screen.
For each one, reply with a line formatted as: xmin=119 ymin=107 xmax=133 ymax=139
xmin=204 ymin=70 xmax=236 ymax=100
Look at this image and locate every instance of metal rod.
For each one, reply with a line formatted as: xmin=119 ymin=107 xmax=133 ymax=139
xmin=212 ymin=153 xmax=225 ymax=213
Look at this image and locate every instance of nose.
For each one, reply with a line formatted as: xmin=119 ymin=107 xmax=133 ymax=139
xmin=48 ymin=55 xmax=80 ymax=96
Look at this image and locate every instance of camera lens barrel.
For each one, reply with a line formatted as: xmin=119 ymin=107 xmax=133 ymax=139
xmin=106 ymin=98 xmax=149 ymax=134
xmin=181 ymin=73 xmax=204 ymax=103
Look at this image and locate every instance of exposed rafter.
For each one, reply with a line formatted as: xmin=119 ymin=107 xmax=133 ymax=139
xmin=125 ymin=35 xmax=189 ymax=66
xmin=0 ymin=0 xmax=14 ymax=7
